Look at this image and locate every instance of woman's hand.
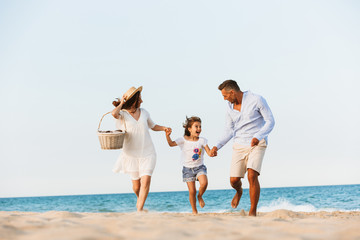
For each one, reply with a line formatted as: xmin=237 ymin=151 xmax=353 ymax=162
xmin=120 ymin=95 xmax=126 ymax=105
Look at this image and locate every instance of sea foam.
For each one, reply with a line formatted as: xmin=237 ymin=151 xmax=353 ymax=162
xmin=258 ymin=198 xmax=318 ymax=212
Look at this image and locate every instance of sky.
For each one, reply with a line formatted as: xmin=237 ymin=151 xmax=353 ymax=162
xmin=0 ymin=0 xmax=359 ymax=198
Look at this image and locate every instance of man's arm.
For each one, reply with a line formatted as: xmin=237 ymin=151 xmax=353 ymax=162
xmin=215 ymin=111 xmax=234 ymax=150
xmin=252 ymin=96 xmax=275 ymax=144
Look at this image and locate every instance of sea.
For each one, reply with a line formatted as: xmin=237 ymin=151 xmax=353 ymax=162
xmin=0 ymin=185 xmax=359 ymax=213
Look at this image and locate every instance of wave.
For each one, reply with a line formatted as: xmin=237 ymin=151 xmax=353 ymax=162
xmin=258 ymin=198 xmax=359 ymax=212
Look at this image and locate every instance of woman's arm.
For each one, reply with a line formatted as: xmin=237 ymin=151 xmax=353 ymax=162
xmin=111 ymin=96 xmax=125 ymax=119
xmin=151 ymin=125 xmax=169 ymax=132
xmin=165 ymin=128 xmax=177 ymax=147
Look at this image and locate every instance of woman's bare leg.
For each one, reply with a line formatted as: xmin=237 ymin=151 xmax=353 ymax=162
xmin=132 ymin=179 xmax=141 ymax=198
xmin=136 ymin=175 xmax=151 ymax=211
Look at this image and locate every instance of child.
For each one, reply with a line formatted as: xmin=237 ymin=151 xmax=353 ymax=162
xmin=165 ymin=116 xmax=213 ymax=214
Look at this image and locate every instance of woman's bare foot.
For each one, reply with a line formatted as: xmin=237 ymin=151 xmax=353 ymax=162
xmin=198 ymin=195 xmax=205 ymax=208
xmin=137 ymin=208 xmax=148 ymax=213
xmin=231 ymin=188 xmax=243 ymax=208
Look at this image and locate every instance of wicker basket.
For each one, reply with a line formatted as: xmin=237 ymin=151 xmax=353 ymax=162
xmin=97 ymin=112 xmax=125 ymax=150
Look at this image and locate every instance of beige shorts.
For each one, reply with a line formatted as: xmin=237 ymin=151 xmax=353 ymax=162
xmin=230 ymin=139 xmax=267 ymax=178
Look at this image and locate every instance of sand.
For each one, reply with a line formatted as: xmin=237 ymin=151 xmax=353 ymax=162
xmin=1 ymin=210 xmax=359 ymax=240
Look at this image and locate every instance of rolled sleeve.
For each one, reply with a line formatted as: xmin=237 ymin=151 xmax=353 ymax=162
xmin=252 ymin=96 xmax=275 ymax=141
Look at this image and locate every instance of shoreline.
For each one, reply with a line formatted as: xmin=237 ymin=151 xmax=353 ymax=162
xmin=1 ymin=210 xmax=360 ymax=240
xmin=2 ymin=183 xmax=359 ymax=199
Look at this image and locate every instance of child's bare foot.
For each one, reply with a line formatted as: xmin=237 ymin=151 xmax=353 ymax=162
xmin=192 ymin=210 xmax=198 ymax=215
xmin=198 ymin=195 xmax=205 ymax=208
xmin=231 ymin=188 xmax=243 ymax=208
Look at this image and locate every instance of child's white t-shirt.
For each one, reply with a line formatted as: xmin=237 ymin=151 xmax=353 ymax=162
xmin=175 ymin=137 xmax=208 ymax=168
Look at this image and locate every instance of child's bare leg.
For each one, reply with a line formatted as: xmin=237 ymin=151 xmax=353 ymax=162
xmin=197 ymin=175 xmax=208 ymax=208
xmin=186 ymin=181 xmax=198 ymax=214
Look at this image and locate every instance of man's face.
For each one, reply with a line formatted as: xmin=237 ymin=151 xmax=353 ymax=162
xmin=221 ymin=89 xmax=235 ymax=103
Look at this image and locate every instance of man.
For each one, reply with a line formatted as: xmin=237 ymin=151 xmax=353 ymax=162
xmin=211 ymin=80 xmax=275 ymax=216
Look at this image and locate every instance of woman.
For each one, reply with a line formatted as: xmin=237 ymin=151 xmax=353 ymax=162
xmin=112 ymin=86 xmax=170 ymax=211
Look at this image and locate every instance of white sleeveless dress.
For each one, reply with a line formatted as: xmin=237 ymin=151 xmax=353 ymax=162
xmin=112 ymin=108 xmax=157 ymax=174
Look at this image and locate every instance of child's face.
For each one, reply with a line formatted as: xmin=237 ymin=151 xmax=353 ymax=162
xmin=188 ymin=121 xmax=201 ymax=137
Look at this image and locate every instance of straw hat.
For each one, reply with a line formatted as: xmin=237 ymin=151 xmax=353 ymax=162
xmin=123 ymin=86 xmax=143 ymax=102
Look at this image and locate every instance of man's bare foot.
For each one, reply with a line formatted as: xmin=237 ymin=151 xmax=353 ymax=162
xmin=248 ymin=211 xmax=256 ymax=216
xmin=231 ymin=188 xmax=243 ymax=208
xmin=249 ymin=209 xmax=256 ymax=217
xmin=198 ymin=195 xmax=205 ymax=208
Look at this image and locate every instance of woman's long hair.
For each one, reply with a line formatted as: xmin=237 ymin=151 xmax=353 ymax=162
xmin=112 ymin=92 xmax=141 ymax=110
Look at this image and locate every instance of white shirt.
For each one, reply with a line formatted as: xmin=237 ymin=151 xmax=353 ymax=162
xmin=175 ymin=137 xmax=208 ymax=168
xmin=216 ymin=91 xmax=275 ymax=149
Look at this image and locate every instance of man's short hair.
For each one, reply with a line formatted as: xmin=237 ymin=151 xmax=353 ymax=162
xmin=218 ymin=79 xmax=240 ymax=92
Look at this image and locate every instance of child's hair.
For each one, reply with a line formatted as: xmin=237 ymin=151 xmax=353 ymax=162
xmin=183 ymin=116 xmax=201 ymax=136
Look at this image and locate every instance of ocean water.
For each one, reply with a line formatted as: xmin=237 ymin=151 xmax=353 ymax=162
xmin=0 ymin=185 xmax=359 ymax=213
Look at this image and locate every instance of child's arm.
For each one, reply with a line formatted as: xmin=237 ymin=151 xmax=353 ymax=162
xmin=204 ymin=145 xmax=215 ymax=157
xmin=165 ymin=129 xmax=177 ymax=147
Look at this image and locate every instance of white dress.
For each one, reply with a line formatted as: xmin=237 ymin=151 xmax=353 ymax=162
xmin=112 ymin=108 xmax=157 ymax=174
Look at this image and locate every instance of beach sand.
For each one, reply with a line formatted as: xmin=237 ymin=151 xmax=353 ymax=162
xmin=1 ymin=210 xmax=359 ymax=240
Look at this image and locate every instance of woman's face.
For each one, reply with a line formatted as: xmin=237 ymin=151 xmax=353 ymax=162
xmin=135 ymin=94 xmax=143 ymax=108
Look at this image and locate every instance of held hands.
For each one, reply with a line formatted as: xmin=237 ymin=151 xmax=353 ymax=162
xmin=210 ymin=146 xmax=218 ymax=157
xmin=165 ymin=128 xmax=172 ymax=136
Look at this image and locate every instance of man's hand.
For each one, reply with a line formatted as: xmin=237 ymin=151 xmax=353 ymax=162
xmin=210 ymin=146 xmax=218 ymax=157
xmin=251 ymin=138 xmax=259 ymax=147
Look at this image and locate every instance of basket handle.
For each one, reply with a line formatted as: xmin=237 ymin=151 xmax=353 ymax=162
xmin=98 ymin=111 xmax=126 ymax=131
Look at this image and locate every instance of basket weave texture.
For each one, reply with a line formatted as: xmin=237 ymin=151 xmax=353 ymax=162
xmin=97 ymin=112 xmax=125 ymax=150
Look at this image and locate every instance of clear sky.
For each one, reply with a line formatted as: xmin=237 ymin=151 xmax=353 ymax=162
xmin=1 ymin=0 xmax=359 ymax=198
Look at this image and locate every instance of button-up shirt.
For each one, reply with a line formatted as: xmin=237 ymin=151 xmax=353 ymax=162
xmin=216 ymin=91 xmax=275 ymax=149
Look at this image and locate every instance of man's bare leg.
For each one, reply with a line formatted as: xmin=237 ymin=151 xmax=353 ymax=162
xmin=230 ymin=177 xmax=243 ymax=208
xmin=247 ymin=169 xmax=260 ymax=216
xmin=197 ymin=175 xmax=208 ymax=208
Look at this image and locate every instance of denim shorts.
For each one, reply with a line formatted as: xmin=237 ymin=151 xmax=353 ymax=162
xmin=182 ymin=164 xmax=207 ymax=182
